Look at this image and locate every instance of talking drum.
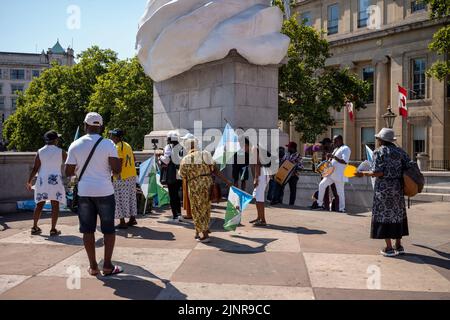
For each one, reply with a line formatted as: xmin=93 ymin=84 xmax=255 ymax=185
xmin=316 ymin=161 xmax=335 ymax=177
xmin=275 ymin=161 xmax=296 ymax=186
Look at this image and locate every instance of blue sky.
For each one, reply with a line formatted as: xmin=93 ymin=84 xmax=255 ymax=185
xmin=0 ymin=0 xmax=148 ymax=59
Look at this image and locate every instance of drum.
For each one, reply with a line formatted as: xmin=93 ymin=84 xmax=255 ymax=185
xmin=316 ymin=161 xmax=335 ymax=177
xmin=275 ymin=160 xmax=296 ymax=186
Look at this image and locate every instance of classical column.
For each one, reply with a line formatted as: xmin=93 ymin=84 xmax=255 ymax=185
xmin=342 ymin=61 xmax=356 ymax=160
xmin=375 ymin=57 xmax=390 ymax=134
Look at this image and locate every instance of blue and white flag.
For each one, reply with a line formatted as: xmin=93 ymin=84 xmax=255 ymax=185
xmin=365 ymin=145 xmax=376 ymax=188
xmin=213 ymin=123 xmax=241 ymax=171
xmin=224 ymin=187 xmax=253 ymax=232
xmin=138 ymin=157 xmax=170 ymax=207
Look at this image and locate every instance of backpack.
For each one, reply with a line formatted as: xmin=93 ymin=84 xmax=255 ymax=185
xmin=403 ymin=161 xmax=425 ymax=197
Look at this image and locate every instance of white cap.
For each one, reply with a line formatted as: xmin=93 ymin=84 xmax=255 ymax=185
xmin=167 ymin=130 xmax=179 ymax=141
xmin=84 ymin=112 xmax=103 ymax=127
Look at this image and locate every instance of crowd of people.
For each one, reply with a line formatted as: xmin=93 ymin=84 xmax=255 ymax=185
xmin=26 ymin=112 xmax=414 ymax=276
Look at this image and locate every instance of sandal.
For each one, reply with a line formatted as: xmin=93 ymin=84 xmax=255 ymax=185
xmin=31 ymin=227 xmax=42 ymax=235
xmin=102 ymin=265 xmax=124 ymax=277
xmin=254 ymin=221 xmax=267 ymax=227
xmin=127 ymin=219 xmax=138 ymax=227
xmin=249 ymin=219 xmax=260 ymax=224
xmin=200 ymin=237 xmax=211 ymax=244
xmin=88 ymin=268 xmax=100 ymax=276
xmin=50 ymin=229 xmax=61 ymax=237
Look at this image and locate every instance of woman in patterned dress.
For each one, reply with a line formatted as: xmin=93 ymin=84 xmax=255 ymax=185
xmin=26 ymin=131 xmax=67 ymax=236
xmin=179 ymin=138 xmax=232 ymax=243
xmin=356 ymin=128 xmax=412 ymax=257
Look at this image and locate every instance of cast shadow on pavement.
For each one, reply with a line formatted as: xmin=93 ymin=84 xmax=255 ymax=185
xmin=115 ymin=226 xmax=176 ymax=242
xmin=95 ymin=260 xmax=187 ymax=300
xmin=38 ymin=233 xmax=105 ymax=248
xmin=203 ymin=235 xmax=278 ymax=254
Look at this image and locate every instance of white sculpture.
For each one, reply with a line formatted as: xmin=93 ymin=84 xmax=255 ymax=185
xmin=136 ymin=0 xmax=290 ymax=82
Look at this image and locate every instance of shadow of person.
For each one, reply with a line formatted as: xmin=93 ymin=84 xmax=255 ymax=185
xmin=115 ymin=226 xmax=176 ymax=242
xmin=393 ymin=252 xmax=450 ymax=271
xmin=39 ymin=234 xmax=105 ymax=247
xmin=413 ymin=244 xmax=450 ymax=260
xmin=202 ymin=235 xmax=277 ymax=254
xmin=95 ymin=260 xmax=187 ymax=300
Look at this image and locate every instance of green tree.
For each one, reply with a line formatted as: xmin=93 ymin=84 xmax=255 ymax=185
xmin=88 ymin=57 xmax=153 ymax=150
xmin=3 ymin=46 xmax=153 ymax=151
xmin=275 ymin=3 xmax=369 ymax=142
xmin=425 ymin=0 xmax=450 ymax=81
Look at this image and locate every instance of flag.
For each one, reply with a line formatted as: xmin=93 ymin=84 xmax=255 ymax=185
xmin=73 ymin=126 xmax=80 ymax=141
xmin=398 ymin=85 xmax=408 ymax=118
xmin=224 ymin=187 xmax=253 ymax=232
xmin=138 ymin=157 xmax=170 ymax=207
xmin=346 ymin=102 xmax=354 ymax=122
xmin=213 ymin=123 xmax=241 ymax=171
xmin=365 ymin=145 xmax=376 ymax=189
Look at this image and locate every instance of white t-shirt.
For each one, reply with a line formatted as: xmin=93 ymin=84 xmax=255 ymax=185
xmin=331 ymin=145 xmax=351 ymax=182
xmin=66 ymin=134 xmax=119 ymax=197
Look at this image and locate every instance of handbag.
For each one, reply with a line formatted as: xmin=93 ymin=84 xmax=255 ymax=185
xmin=70 ymin=137 xmax=103 ymax=212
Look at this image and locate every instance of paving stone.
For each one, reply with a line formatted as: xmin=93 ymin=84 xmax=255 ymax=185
xmin=0 ymin=243 xmax=82 ymax=275
xmin=156 ymin=282 xmax=315 ymax=300
xmin=172 ymin=250 xmax=310 ymax=287
xmin=314 ymin=288 xmax=450 ymax=300
xmin=195 ymin=229 xmax=301 ymax=253
xmin=304 ymin=252 xmax=450 ymax=293
xmin=0 ymin=276 xmax=164 ymax=300
xmin=39 ymin=247 xmax=191 ymax=282
xmin=0 ymin=275 xmax=31 ymax=295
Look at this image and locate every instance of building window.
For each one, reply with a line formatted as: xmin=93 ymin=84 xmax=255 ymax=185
xmin=11 ymin=84 xmax=25 ymax=94
xmin=411 ymin=58 xmax=426 ymax=100
xmin=358 ymin=0 xmax=371 ymax=28
xmin=413 ymin=125 xmax=427 ymax=159
xmin=331 ymin=128 xmax=343 ymax=138
xmin=11 ymin=97 xmax=18 ymax=109
xmin=0 ymin=97 xmax=5 ymax=110
xmin=32 ymin=70 xmax=40 ymax=78
xmin=10 ymin=69 xmax=25 ymax=80
xmin=328 ymin=4 xmax=339 ymax=35
xmin=411 ymin=0 xmax=426 ymax=13
xmin=301 ymin=12 xmax=312 ymax=26
xmin=362 ymin=67 xmax=375 ymax=103
xmin=361 ymin=127 xmax=375 ymax=160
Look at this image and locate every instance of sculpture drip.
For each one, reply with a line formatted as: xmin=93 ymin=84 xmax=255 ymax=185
xmin=136 ymin=0 xmax=290 ymax=82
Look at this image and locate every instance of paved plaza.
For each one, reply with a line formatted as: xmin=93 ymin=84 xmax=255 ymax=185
xmin=0 ymin=202 xmax=449 ymax=300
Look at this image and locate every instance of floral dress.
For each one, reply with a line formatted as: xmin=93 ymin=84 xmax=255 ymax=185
xmin=34 ymin=145 xmax=66 ymax=205
xmin=371 ymin=144 xmax=412 ymax=239
xmin=179 ymin=149 xmax=215 ymax=234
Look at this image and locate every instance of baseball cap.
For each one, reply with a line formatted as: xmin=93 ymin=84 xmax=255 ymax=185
xmin=44 ymin=130 xmax=62 ymax=143
xmin=84 ymin=112 xmax=103 ymax=127
xmin=109 ymin=128 xmax=125 ymax=138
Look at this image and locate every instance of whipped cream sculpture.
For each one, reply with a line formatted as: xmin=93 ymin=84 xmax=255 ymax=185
xmin=136 ymin=0 xmax=290 ymax=82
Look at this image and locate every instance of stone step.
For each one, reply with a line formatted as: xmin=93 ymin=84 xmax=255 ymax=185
xmin=411 ymin=193 xmax=450 ymax=203
xmin=423 ymin=185 xmax=450 ymax=194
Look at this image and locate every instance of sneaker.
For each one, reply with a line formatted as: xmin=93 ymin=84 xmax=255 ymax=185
xmin=338 ymin=209 xmax=347 ymax=214
xmin=394 ymin=246 xmax=406 ymax=255
xmin=380 ymin=248 xmax=398 ymax=257
xmin=312 ymin=206 xmax=326 ymax=211
xmin=177 ymin=216 xmax=184 ymax=223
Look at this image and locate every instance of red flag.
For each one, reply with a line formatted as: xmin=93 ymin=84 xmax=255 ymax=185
xmin=346 ymin=102 xmax=354 ymax=122
xmin=398 ymin=85 xmax=408 ymax=118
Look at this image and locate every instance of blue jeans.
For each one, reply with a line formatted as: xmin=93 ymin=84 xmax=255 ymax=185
xmin=78 ymin=195 xmax=116 ymax=234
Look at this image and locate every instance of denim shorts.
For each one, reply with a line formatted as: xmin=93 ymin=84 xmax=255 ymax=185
xmin=78 ymin=195 xmax=116 ymax=235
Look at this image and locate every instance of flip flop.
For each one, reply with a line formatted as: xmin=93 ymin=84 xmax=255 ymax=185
xmin=254 ymin=221 xmax=267 ymax=227
xmin=88 ymin=268 xmax=100 ymax=276
xmin=249 ymin=219 xmax=260 ymax=224
xmin=102 ymin=265 xmax=124 ymax=277
xmin=31 ymin=227 xmax=42 ymax=235
xmin=50 ymin=229 xmax=61 ymax=237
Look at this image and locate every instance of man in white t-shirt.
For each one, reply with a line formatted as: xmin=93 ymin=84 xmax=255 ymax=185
xmin=315 ymin=135 xmax=351 ymax=213
xmin=65 ymin=112 xmax=123 ymax=277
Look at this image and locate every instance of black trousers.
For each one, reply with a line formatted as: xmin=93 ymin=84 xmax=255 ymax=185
xmin=288 ymin=175 xmax=299 ymax=206
xmin=168 ymin=180 xmax=182 ymax=218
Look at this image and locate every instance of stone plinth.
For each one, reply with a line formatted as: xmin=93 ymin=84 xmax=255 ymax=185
xmin=144 ymin=51 xmax=284 ymax=150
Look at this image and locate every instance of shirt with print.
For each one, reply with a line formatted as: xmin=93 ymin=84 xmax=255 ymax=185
xmin=115 ymin=141 xmax=137 ymax=180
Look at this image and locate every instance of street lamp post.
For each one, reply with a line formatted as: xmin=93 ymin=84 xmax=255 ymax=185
xmin=382 ymin=105 xmax=397 ymax=129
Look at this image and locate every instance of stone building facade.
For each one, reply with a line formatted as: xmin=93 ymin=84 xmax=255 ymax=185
xmin=0 ymin=41 xmax=75 ymax=140
xmin=286 ymin=0 xmax=449 ymax=169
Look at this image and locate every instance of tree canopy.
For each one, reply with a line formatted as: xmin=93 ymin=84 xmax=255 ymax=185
xmin=274 ymin=0 xmax=369 ymax=142
xmin=425 ymin=0 xmax=450 ymax=81
xmin=3 ymin=47 xmax=153 ymax=151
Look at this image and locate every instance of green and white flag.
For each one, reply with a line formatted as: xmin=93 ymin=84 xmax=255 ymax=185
xmin=139 ymin=157 xmax=170 ymax=207
xmin=224 ymin=187 xmax=253 ymax=232
xmin=213 ymin=123 xmax=241 ymax=171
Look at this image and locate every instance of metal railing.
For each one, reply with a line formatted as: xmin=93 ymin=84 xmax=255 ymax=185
xmin=429 ymin=160 xmax=450 ymax=171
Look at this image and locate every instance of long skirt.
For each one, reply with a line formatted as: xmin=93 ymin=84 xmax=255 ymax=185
xmin=113 ymin=176 xmax=138 ymax=219
xmin=188 ymin=176 xmax=212 ymax=234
